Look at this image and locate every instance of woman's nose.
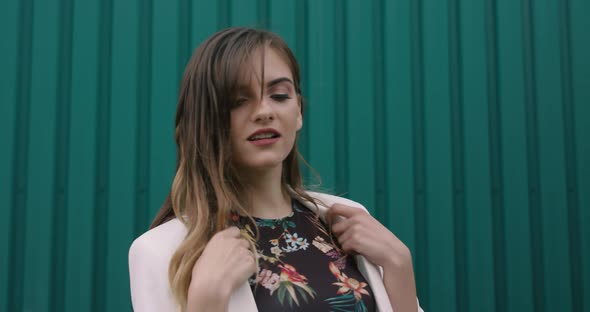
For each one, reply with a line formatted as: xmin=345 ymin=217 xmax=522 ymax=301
xmin=253 ymin=98 xmax=275 ymax=122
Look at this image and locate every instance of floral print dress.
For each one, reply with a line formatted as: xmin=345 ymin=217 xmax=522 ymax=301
xmin=233 ymin=200 xmax=376 ymax=312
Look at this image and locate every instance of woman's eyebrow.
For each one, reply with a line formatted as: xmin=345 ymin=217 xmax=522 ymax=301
xmin=237 ymin=83 xmax=255 ymax=96
xmin=266 ymin=77 xmax=293 ymax=88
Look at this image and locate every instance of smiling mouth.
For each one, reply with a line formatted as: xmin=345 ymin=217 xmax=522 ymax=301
xmin=247 ymin=132 xmax=281 ymax=141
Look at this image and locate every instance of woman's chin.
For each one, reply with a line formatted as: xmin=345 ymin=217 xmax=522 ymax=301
xmin=235 ymin=158 xmax=285 ymax=173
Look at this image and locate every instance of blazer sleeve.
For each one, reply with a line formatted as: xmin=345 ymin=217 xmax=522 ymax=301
xmin=129 ymin=236 xmax=178 ymax=312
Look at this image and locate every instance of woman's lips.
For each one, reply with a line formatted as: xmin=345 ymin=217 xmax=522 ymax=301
xmin=248 ymin=128 xmax=281 ymax=140
xmin=249 ymin=137 xmax=280 ymax=146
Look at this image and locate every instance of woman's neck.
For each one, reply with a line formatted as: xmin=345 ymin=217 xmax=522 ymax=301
xmin=239 ymin=166 xmax=292 ymax=219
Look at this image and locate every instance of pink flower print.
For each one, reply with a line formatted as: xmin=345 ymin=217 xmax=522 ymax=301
xmin=256 ymin=269 xmax=280 ymax=294
xmin=326 ymin=249 xmax=343 ymax=260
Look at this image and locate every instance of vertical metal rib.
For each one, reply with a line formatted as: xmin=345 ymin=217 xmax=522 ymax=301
xmin=257 ymin=0 xmax=269 ymax=28
xmin=558 ymin=0 xmax=582 ymax=310
xmin=448 ymin=0 xmax=467 ymax=310
xmin=218 ymin=0 xmax=230 ymax=28
xmin=334 ymin=0 xmax=348 ymax=195
xmin=178 ymin=0 xmax=191 ymax=79
xmin=485 ymin=0 xmax=507 ymax=310
xmin=373 ymin=0 xmax=388 ymax=223
xmin=50 ymin=0 xmax=73 ymax=310
xmin=92 ymin=0 xmax=113 ymax=310
xmin=135 ymin=0 xmax=153 ymax=235
xmin=522 ymin=1 xmax=545 ymax=311
xmin=296 ymin=0 xmax=310 ymax=178
xmin=411 ymin=0 xmax=428 ymax=306
xmin=8 ymin=0 xmax=33 ymax=311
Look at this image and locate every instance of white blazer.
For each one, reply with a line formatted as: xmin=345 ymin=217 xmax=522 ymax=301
xmin=129 ymin=192 xmax=424 ymax=312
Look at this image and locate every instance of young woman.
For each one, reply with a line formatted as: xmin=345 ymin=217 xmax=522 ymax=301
xmin=129 ymin=27 xmax=423 ymax=312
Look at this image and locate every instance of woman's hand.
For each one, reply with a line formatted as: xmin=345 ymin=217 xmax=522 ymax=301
xmin=187 ymin=226 xmax=257 ymax=311
xmin=328 ymin=203 xmax=412 ymax=269
xmin=328 ymin=203 xmax=418 ymax=312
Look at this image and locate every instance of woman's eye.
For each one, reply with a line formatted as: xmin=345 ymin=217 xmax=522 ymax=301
xmin=271 ymin=94 xmax=291 ymax=102
xmin=234 ymin=98 xmax=248 ymax=107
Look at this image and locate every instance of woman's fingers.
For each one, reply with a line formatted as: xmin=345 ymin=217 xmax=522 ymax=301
xmin=337 ymin=227 xmax=362 ymax=253
xmin=237 ymin=246 xmax=257 ymax=275
xmin=331 ymin=217 xmax=351 ymax=235
xmin=223 ymin=226 xmax=241 ymax=237
xmin=237 ymin=237 xmax=250 ymax=249
xmin=327 ymin=203 xmax=364 ymax=219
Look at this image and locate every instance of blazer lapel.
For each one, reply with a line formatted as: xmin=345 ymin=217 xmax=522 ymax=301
xmin=353 ymin=255 xmax=393 ymax=312
xmin=228 ymin=281 xmax=258 ymax=311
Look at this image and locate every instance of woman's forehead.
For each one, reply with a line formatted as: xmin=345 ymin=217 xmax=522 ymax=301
xmin=237 ymin=46 xmax=294 ymax=91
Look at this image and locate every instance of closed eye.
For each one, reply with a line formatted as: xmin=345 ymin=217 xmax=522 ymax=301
xmin=271 ymin=94 xmax=291 ymax=102
xmin=234 ymin=97 xmax=248 ymax=108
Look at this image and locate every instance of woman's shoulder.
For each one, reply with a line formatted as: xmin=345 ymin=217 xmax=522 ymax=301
xmin=128 ymin=218 xmax=187 ymax=268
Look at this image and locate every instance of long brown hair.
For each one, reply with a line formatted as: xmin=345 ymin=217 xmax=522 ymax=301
xmin=150 ymin=27 xmax=320 ymax=310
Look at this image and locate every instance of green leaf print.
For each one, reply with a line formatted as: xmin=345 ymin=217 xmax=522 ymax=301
xmin=277 ymin=285 xmax=286 ymax=303
xmin=295 ymin=286 xmax=311 ymax=304
xmin=285 ymin=283 xmax=298 ymax=307
xmin=257 ymin=219 xmax=277 ymax=229
xmin=325 ymin=292 xmax=368 ymax=312
xmin=275 ymin=280 xmax=316 ymax=308
xmin=283 ymin=220 xmax=296 ymax=229
xmin=256 ymin=217 xmax=296 ymax=231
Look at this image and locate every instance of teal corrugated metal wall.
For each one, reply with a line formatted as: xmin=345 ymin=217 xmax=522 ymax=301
xmin=1 ymin=0 xmax=588 ymax=311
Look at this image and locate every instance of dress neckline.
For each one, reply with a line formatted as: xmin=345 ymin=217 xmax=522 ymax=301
xmin=234 ymin=200 xmax=304 ymax=223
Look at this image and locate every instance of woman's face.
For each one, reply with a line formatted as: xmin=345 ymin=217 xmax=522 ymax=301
xmin=229 ymin=46 xmax=302 ymax=173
